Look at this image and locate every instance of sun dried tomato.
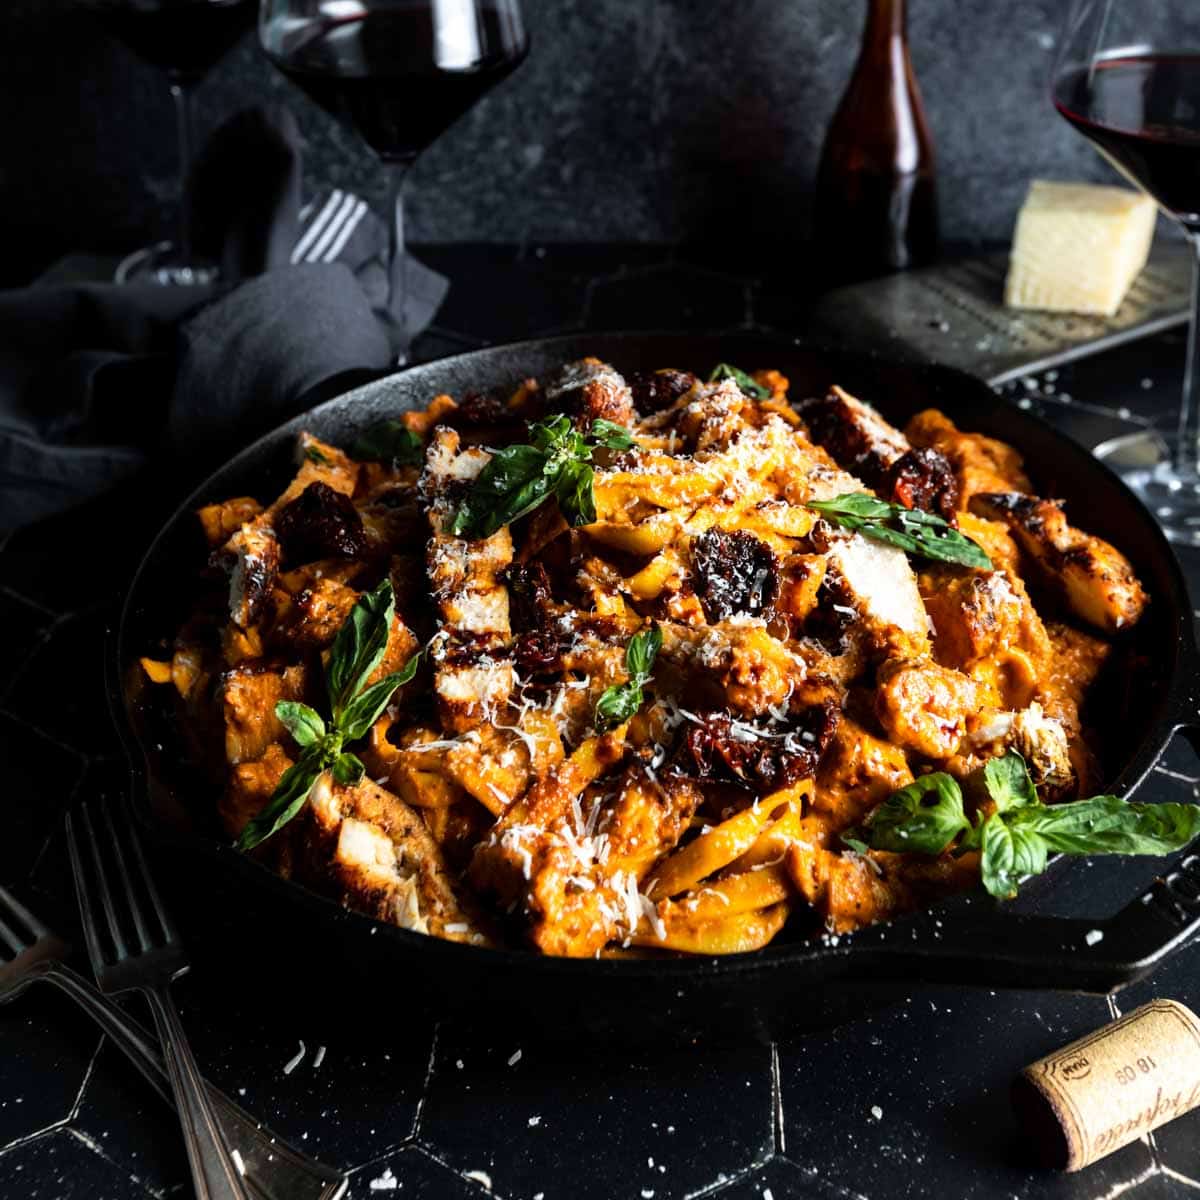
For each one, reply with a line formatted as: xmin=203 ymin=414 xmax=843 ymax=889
xmin=691 ymin=529 xmax=779 ymax=623
xmin=274 ymin=482 xmax=366 ymax=566
xmin=883 ymin=446 xmax=960 ymax=520
xmin=628 ymin=369 xmax=697 ymax=415
xmin=513 ymin=630 xmax=562 ymax=674
xmin=681 ymin=703 xmax=839 ymax=794
xmin=505 ymin=563 xmax=553 ymax=632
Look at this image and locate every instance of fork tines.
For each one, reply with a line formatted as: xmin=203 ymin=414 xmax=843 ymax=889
xmin=66 ymin=798 xmax=182 ymax=982
xmin=0 ymin=883 xmax=47 ymax=961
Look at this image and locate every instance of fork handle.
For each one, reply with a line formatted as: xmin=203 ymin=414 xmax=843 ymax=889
xmin=143 ymin=982 xmax=255 ymax=1200
xmin=36 ymin=966 xmax=345 ymax=1200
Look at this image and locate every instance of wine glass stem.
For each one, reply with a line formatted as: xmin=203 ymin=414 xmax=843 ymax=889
xmin=1175 ymin=231 xmax=1200 ymax=476
xmin=169 ymin=81 xmax=195 ymax=267
xmin=387 ymin=162 xmax=412 ymax=363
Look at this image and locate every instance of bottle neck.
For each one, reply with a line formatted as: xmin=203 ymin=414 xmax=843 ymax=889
xmin=862 ymin=0 xmax=906 ymax=52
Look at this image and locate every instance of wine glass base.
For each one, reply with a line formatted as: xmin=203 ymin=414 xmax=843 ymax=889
xmin=115 ymin=241 xmax=218 ymax=286
xmin=1096 ymin=431 xmax=1200 ymax=546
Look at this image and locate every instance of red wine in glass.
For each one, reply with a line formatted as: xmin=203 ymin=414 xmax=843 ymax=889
xmin=80 ymin=0 xmax=257 ymax=282
xmin=94 ymin=0 xmax=256 ymax=85
xmin=1054 ymin=54 xmax=1200 ymax=229
xmin=260 ymin=0 xmax=529 ymax=357
xmin=1052 ymin=2 xmax=1200 ymax=546
xmin=266 ymin=7 xmax=528 ymax=163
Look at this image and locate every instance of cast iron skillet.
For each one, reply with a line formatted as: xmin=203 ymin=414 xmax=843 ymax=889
xmin=111 ymin=333 xmax=1200 ymax=1037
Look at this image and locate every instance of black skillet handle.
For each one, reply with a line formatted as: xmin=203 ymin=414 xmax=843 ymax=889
xmin=852 ymin=668 xmax=1200 ymax=993
xmin=849 ymin=847 xmax=1200 ymax=993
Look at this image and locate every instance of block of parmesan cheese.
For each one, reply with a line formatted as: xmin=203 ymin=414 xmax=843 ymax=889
xmin=1004 ymin=180 xmax=1157 ymax=317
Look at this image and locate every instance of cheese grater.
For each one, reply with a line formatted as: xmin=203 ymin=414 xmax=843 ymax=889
xmin=806 ymin=241 xmax=1192 ymax=385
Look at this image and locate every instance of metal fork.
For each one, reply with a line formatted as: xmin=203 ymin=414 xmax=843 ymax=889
xmin=0 ymin=884 xmax=346 ymax=1200
xmin=66 ymin=801 xmax=253 ymax=1200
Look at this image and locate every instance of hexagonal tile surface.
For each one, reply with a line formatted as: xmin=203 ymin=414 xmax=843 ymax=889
xmin=349 ymin=1145 xmax=495 ymax=1199
xmin=705 ymin=1157 xmax=844 ymax=1200
xmin=165 ymin=975 xmax=437 ymax=1170
xmin=418 ymin=1026 xmax=773 ymax=1200
xmin=0 ymin=985 xmax=98 ymax=1150
xmin=69 ymin=1037 xmax=189 ymax=1197
xmin=0 ymin=1130 xmax=154 ymax=1200
xmin=775 ymin=985 xmax=1157 ymax=1200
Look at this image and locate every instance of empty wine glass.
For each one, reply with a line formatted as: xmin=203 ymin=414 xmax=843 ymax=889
xmin=258 ymin=0 xmax=529 ymax=357
xmin=80 ymin=0 xmax=257 ymax=285
xmin=1053 ymin=1 xmax=1200 ymax=544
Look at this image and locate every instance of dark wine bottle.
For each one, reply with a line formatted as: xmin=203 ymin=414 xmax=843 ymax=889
xmin=813 ymin=0 xmax=938 ymax=285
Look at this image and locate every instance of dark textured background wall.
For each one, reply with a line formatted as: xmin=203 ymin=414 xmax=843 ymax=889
xmin=4 ymin=0 xmax=1191 ymax=282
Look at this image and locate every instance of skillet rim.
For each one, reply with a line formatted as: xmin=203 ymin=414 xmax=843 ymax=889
xmin=110 ymin=330 xmax=1200 ymax=983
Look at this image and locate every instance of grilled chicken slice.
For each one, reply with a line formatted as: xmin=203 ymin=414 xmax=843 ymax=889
xmin=969 ymin=702 xmax=1074 ymax=795
xmin=798 ymin=387 xmax=959 ymax=517
xmin=970 ymin=493 xmax=1148 ymax=634
xmin=798 ymin=386 xmax=909 ymax=482
xmin=826 ymin=534 xmax=930 ymax=653
xmin=223 ymin=522 xmax=280 ymax=629
xmin=298 ymin=774 xmax=481 ymax=942
xmin=422 ymin=426 xmax=515 ymax=730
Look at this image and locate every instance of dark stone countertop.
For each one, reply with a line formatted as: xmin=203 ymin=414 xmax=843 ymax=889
xmin=1 ymin=245 xmax=1199 ymax=1200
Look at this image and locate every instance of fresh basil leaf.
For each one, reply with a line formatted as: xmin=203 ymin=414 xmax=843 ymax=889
xmin=588 ymin=419 xmax=636 ymax=450
xmin=274 ymin=701 xmax=325 ymax=748
xmin=326 ymin=578 xmax=396 ymax=721
xmin=304 ymin=446 xmax=330 ymax=464
xmin=595 ymin=682 xmax=645 ymax=732
xmin=236 ymin=753 xmax=324 ymax=851
xmin=859 ymin=773 xmax=970 ymax=855
xmin=983 ymin=750 xmax=1037 ymax=813
xmin=1014 ymin=796 xmax=1200 ymax=857
xmin=350 ymin=419 xmax=424 ymax=466
xmin=841 ymin=836 xmax=871 ymax=855
xmin=594 ymin=625 xmax=661 ymax=731
xmin=894 ymin=508 xmax=993 ymax=569
xmin=807 ymin=493 xmax=896 ymax=522
xmin=529 ymin=414 xmax=575 ymax=453
xmin=708 ymin=363 xmax=770 ymax=399
xmin=394 ymin=650 xmax=423 ymax=686
xmin=450 ymin=443 xmax=555 ymax=539
xmin=332 ymin=751 xmax=366 ymax=787
xmin=450 ymin=412 xmax=634 ymax=540
xmin=806 ymin=492 xmax=991 ymax=570
xmin=339 ymin=668 xmax=410 ymax=742
xmin=556 ymin=460 xmax=596 ymax=527
xmin=626 ymin=623 xmax=663 ymax=681
xmin=979 ymin=814 xmax=1048 ymax=899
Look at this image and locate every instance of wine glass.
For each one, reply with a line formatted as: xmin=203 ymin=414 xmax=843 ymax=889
xmin=80 ymin=0 xmax=257 ymax=285
xmin=1053 ymin=2 xmax=1200 ymax=545
xmin=258 ymin=0 xmax=529 ymax=359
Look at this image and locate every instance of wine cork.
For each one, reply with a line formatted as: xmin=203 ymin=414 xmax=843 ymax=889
xmin=1012 ymin=999 xmax=1200 ymax=1171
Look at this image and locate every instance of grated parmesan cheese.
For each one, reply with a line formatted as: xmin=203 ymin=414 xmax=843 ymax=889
xmin=282 ymin=1041 xmax=306 ymax=1075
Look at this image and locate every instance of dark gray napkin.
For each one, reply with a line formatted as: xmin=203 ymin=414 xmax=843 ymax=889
xmin=0 ymin=105 xmax=448 ymax=534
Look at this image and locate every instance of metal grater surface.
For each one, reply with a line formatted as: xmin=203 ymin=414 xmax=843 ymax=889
xmin=807 ymin=242 xmax=1192 ymax=385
